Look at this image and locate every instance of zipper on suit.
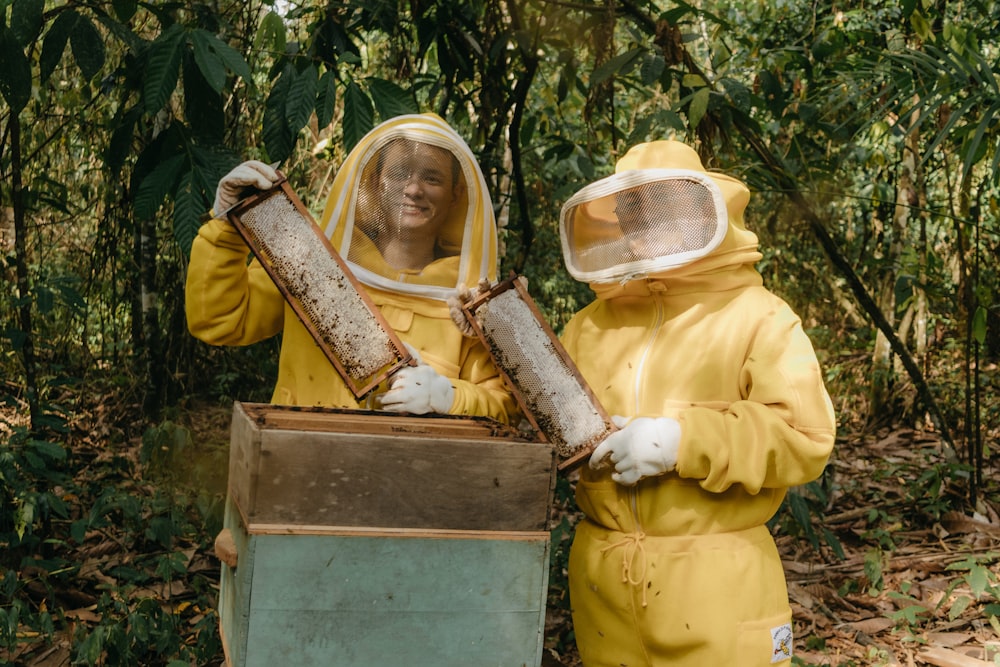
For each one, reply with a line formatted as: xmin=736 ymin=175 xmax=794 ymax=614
xmin=629 ymin=296 xmax=665 ymax=532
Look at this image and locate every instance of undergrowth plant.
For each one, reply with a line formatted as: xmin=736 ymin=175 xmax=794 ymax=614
xmin=771 ymin=477 xmax=846 ymax=560
xmin=886 ymin=555 xmax=1000 ymax=641
xmin=546 ymin=473 xmax=580 ymax=658
xmin=0 ymin=398 xmax=226 ymax=666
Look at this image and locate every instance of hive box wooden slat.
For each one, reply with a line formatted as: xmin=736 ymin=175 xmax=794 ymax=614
xmin=219 ymin=402 xmax=555 ymax=667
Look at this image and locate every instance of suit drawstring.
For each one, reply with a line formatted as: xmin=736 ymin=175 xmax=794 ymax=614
xmin=600 ymin=531 xmax=649 ymax=607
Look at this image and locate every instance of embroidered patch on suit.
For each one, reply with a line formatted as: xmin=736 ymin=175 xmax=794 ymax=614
xmin=770 ymin=623 xmax=793 ymax=662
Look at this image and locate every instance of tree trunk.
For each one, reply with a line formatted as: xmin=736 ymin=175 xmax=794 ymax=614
xmin=139 ymin=213 xmax=164 ymax=418
xmin=869 ymin=129 xmax=918 ymax=423
xmin=870 ymin=272 xmax=896 ymax=423
xmin=8 ymin=112 xmax=41 ymax=431
xmin=898 ymin=119 xmax=930 ymax=364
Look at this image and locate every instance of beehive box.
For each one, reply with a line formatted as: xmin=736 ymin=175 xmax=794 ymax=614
xmin=219 ymin=402 xmax=555 ymax=667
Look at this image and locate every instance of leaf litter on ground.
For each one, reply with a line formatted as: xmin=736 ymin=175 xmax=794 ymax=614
xmin=3 ymin=401 xmax=999 ymax=667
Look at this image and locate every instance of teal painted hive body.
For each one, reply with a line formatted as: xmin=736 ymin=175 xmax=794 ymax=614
xmin=218 ymin=402 xmax=555 ymax=667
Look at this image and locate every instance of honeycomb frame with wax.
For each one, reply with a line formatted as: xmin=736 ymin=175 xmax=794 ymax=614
xmin=226 ymin=180 xmax=412 ymax=399
xmin=460 ymin=275 xmax=615 ymax=470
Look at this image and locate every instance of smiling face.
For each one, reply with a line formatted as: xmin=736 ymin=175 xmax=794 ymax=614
xmin=377 ymin=140 xmax=459 ymax=239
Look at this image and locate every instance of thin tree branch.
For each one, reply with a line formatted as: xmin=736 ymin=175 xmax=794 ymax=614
xmin=616 ymin=11 xmax=961 ymax=449
xmin=505 ymin=0 xmax=540 ymax=273
xmin=731 ymin=114 xmax=955 ymax=450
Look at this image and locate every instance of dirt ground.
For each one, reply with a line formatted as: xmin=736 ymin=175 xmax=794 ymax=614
xmin=4 ymin=400 xmax=1000 ymax=667
xmin=543 ymin=426 xmax=1000 ymax=667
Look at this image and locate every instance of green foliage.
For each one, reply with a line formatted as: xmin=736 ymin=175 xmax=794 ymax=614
xmin=885 ymin=556 xmax=1000 ymax=640
xmin=864 ymin=546 xmax=886 ymax=596
xmin=545 ymin=473 xmax=579 ymax=655
xmin=0 ymin=421 xmax=69 ymax=548
xmin=0 ymin=23 xmax=31 ymax=112
xmin=37 ymin=8 xmax=107 ymax=86
xmin=0 ymin=400 xmax=227 ymax=665
xmin=770 ymin=477 xmax=845 ymax=561
xmin=10 ymin=0 xmax=44 ymax=47
xmin=4 ymin=0 xmax=1000 ymax=661
xmin=342 ymin=79 xmax=376 ymax=153
xmin=73 ymin=595 xmax=220 ymax=666
xmin=945 ymin=555 xmax=1000 ymax=623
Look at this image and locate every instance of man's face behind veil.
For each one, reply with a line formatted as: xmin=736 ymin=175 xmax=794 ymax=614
xmin=377 ymin=140 xmax=458 ymax=240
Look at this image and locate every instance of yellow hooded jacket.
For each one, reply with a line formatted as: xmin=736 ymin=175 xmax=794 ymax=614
xmin=185 ymin=114 xmax=516 ymax=422
xmin=561 ymin=141 xmax=836 ymax=666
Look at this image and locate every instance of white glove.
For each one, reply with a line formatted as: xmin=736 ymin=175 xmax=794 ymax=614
xmin=213 ymin=160 xmax=280 ymax=215
xmin=590 ymin=415 xmax=681 ymax=485
xmin=378 ymin=345 xmax=455 ymax=415
xmin=446 ymin=279 xmax=491 ymax=338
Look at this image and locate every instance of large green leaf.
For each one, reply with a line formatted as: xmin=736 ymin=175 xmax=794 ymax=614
xmin=112 ymin=0 xmax=137 ymax=22
xmin=191 ymin=28 xmax=251 ymax=91
xmin=639 ymin=53 xmax=665 ymax=87
xmin=190 ymin=144 xmax=239 ymax=209
xmin=210 ymin=34 xmax=252 ymax=84
xmin=92 ymin=11 xmax=139 ymax=51
xmin=590 ymin=48 xmax=643 ymax=88
xmin=190 ymin=29 xmax=226 ymax=93
xmin=143 ymin=23 xmax=185 ymax=114
xmin=134 ymin=153 xmax=184 ymax=220
xmin=263 ymin=67 xmax=294 ymax=162
xmin=183 ymin=54 xmax=224 ymax=144
xmin=285 ymin=63 xmax=318 ymax=133
xmin=0 ymin=25 xmax=31 ymax=113
xmin=11 ymin=0 xmax=44 ymax=48
xmin=973 ymin=306 xmax=987 ymax=345
xmin=255 ymin=10 xmax=286 ymax=57
xmin=105 ymin=104 xmax=143 ymax=176
xmin=39 ymin=10 xmax=77 ymax=85
xmin=686 ymin=87 xmax=710 ymax=129
xmin=342 ymin=80 xmax=373 ymax=153
xmin=172 ymin=171 xmax=200 ymax=257
xmin=316 ymin=69 xmax=337 ymax=128
xmin=368 ymin=77 xmax=417 ymax=120
xmin=70 ymin=14 xmax=106 ymax=81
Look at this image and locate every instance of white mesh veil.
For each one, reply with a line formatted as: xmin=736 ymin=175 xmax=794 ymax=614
xmin=559 ymin=168 xmax=729 ymax=284
xmin=319 ymin=115 xmax=497 ymax=302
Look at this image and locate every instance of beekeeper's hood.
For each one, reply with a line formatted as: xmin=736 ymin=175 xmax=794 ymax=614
xmin=559 ymin=140 xmax=760 ymax=286
xmin=319 ymin=113 xmax=497 ymax=301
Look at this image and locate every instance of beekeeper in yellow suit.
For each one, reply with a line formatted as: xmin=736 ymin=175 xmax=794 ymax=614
xmin=186 ymin=113 xmax=516 ymax=422
xmin=558 ymin=140 xmax=836 ymax=666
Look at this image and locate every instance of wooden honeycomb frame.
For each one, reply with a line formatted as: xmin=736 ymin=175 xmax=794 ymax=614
xmin=226 ymin=180 xmax=412 ymax=399
xmin=460 ymin=274 xmax=615 ymax=471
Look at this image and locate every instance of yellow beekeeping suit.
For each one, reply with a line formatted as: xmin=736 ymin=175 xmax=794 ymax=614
xmin=560 ymin=140 xmax=836 ymax=666
xmin=185 ymin=113 xmax=516 ymax=422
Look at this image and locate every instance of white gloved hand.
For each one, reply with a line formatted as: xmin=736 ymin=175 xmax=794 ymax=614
xmin=378 ymin=345 xmax=455 ymax=415
xmin=212 ymin=160 xmax=280 ymax=215
xmin=446 ymin=279 xmax=491 ymax=338
xmin=589 ymin=415 xmax=681 ymax=485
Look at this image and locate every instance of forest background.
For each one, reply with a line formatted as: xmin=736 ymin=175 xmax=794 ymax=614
xmin=2 ymin=0 xmax=1000 ymax=665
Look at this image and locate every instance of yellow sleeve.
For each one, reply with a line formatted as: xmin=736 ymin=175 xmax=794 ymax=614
xmin=448 ymin=336 xmax=521 ymax=425
xmin=675 ymin=300 xmax=836 ymax=493
xmin=185 ymin=217 xmax=285 ymax=345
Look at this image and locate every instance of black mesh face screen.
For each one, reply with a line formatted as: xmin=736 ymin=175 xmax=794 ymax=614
xmin=564 ymin=174 xmax=725 ymax=279
xmin=614 ymin=178 xmax=719 ymax=260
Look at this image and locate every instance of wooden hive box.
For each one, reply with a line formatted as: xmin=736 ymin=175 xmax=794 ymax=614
xmin=219 ymin=402 xmax=556 ymax=667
